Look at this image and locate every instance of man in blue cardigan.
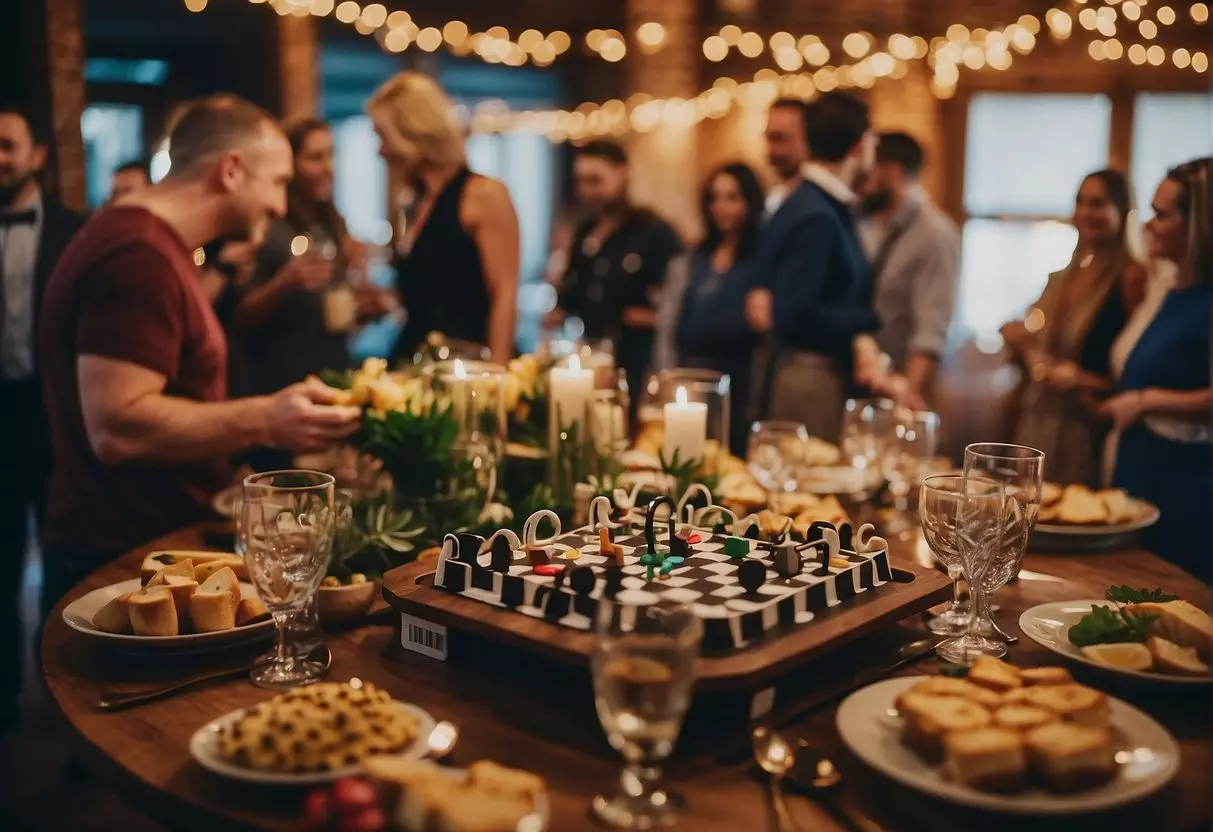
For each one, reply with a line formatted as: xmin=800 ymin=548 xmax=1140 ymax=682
xmin=745 ymin=93 xmax=880 ymax=442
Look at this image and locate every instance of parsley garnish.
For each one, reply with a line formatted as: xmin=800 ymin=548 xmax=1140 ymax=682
xmin=1067 ymin=585 xmax=1176 ymax=647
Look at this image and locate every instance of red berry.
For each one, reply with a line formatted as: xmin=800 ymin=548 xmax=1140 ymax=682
xmin=338 ymin=807 xmax=386 ymax=832
xmin=300 ymin=789 xmax=329 ymax=829
xmin=329 ymin=777 xmax=378 ymax=812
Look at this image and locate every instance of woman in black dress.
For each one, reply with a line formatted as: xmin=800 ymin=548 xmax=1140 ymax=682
xmin=367 ymin=72 xmax=520 ymax=365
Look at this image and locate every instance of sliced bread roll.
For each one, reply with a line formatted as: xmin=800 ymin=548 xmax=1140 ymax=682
xmin=1129 ymin=600 xmax=1213 ymax=660
xmin=189 ymin=588 xmax=239 ymax=632
xmin=92 ymin=594 xmax=134 ymax=634
xmin=127 ymin=586 xmax=179 ymax=636
xmin=236 ymin=596 xmax=271 ymax=626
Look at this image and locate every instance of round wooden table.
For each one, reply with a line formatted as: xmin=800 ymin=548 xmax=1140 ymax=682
xmin=43 ymin=523 xmax=1213 ymax=831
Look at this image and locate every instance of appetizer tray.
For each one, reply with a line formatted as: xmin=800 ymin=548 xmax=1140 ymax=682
xmin=1031 ymin=485 xmax=1159 ymax=551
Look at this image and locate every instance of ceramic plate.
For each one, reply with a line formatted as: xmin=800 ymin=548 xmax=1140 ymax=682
xmin=62 ymin=578 xmax=273 ymax=652
xmin=1031 ymin=500 xmax=1159 ymax=551
xmin=190 ymin=701 xmax=437 ymax=786
xmin=837 ymin=675 xmax=1180 ymax=814
xmin=1019 ymin=600 xmax=1211 ymax=686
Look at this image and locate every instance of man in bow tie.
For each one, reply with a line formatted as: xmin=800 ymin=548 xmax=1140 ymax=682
xmin=0 ymin=103 xmax=84 ymax=722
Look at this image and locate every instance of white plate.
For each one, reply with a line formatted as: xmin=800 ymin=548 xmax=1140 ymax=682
xmin=798 ymin=466 xmax=865 ymax=495
xmin=837 ymin=675 xmax=1180 ymax=814
xmin=1019 ymin=600 xmax=1211 ymax=686
xmin=62 ymin=578 xmax=273 ymax=652
xmin=190 ymin=701 xmax=437 ymax=786
xmin=1033 ymin=500 xmax=1160 ymax=537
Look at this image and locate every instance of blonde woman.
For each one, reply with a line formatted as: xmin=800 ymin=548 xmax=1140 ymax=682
xmin=367 ymin=72 xmax=519 ymax=364
xmin=1000 ymin=170 xmax=1147 ymax=486
xmin=1104 ymin=157 xmax=1211 ymax=580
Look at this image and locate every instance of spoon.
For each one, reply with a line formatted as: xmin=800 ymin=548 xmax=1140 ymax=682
xmin=752 ymin=725 xmax=798 ymax=832
xmin=788 ymin=740 xmax=882 ymax=832
xmin=426 ymin=721 xmax=459 ymax=759
xmin=98 ymin=644 xmax=333 ymax=711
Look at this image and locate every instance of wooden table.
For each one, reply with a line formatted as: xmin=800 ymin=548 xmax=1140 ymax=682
xmin=43 ymin=523 xmax=1213 ymax=832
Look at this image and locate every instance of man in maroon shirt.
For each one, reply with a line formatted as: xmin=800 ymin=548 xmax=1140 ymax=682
xmin=38 ymin=95 xmax=361 ymax=611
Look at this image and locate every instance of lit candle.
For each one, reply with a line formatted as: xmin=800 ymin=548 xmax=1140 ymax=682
xmin=663 ymin=386 xmax=707 ymax=464
xmin=548 ymin=354 xmax=595 ymax=431
xmin=449 ymin=358 xmax=471 ymax=424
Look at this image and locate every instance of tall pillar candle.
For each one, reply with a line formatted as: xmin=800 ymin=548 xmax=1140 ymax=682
xmin=663 ymin=386 xmax=707 ymax=464
xmin=548 ymin=354 xmax=595 ymax=432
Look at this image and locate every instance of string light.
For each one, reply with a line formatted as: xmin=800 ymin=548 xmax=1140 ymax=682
xmin=1157 ymin=5 xmax=1177 ymax=24
xmin=1105 ymin=38 xmax=1125 ymax=59
xmin=1122 ymin=1 xmax=1141 ymax=20
xmin=1146 ymin=44 xmax=1166 ymax=64
xmin=334 ymin=1 xmax=358 ymax=23
xmin=1173 ymin=47 xmax=1192 ymax=66
xmin=737 ymin=31 xmax=764 ymax=58
xmin=1128 ymin=42 xmax=1148 ymax=63
xmin=1139 ymin=19 xmax=1158 ymax=37
xmin=703 ymin=35 xmax=728 ymax=62
xmin=1194 ymin=4 xmax=1210 ymax=23
xmin=184 ymin=0 xmax=208 ymax=11
xmin=842 ymin=32 xmax=872 ymax=59
xmin=636 ymin=21 xmax=667 ymax=54
xmin=1193 ymin=52 xmax=1209 ymax=71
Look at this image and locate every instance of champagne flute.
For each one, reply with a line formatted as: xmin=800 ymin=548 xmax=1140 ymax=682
xmin=920 ymin=475 xmax=976 ymax=636
xmin=962 ymin=443 xmax=1045 ymax=647
xmin=747 ymin=421 xmax=809 ymax=514
xmin=840 ymin=397 xmax=895 ymax=502
xmin=883 ymin=409 xmax=940 ymax=534
xmin=240 ymin=470 xmax=336 ymax=689
xmin=929 ymin=476 xmax=1009 ymax=665
xmin=592 ymin=601 xmax=702 ymax=829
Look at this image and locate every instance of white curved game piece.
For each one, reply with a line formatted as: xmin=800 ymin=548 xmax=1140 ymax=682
xmin=590 ymin=495 xmax=624 ymax=531
xmin=522 ymin=509 xmax=562 ymax=546
xmin=733 ymin=512 xmax=761 ymax=537
xmin=611 ymin=484 xmax=642 ymax=512
xmin=854 ymin=522 xmax=888 ymax=554
xmin=478 ymin=528 xmax=521 ymax=555
xmin=675 ymin=483 xmax=714 ymax=526
xmin=693 ymin=504 xmax=737 ymax=529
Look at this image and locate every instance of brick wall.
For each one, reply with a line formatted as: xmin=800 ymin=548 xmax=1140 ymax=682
xmin=277 ymin=14 xmax=319 ymax=122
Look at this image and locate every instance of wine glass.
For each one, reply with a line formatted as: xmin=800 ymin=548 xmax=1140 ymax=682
xmin=925 ymin=476 xmax=1010 ymax=665
xmin=240 ymin=470 xmax=336 ymax=689
xmin=747 ymin=421 xmax=809 ymax=513
xmin=840 ymin=397 xmax=896 ymax=501
xmin=882 ymin=410 xmax=940 ymax=533
xmin=920 ymin=475 xmax=978 ymax=636
xmin=962 ymin=443 xmax=1045 ymax=648
xmin=591 ymin=600 xmax=702 ymax=829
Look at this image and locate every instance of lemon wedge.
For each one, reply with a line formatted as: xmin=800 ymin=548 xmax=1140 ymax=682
xmin=1081 ymin=642 xmax=1153 ymax=671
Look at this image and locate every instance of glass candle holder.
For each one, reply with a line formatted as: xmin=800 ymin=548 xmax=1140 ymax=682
xmin=423 ymin=359 xmax=507 ymax=497
xmin=538 ymin=336 xmax=617 ymax=389
xmin=639 ymin=369 xmax=731 ymax=472
xmin=409 ymin=333 xmax=492 ymax=372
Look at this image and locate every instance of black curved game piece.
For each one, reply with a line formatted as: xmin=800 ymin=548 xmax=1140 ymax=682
xmin=806 ymin=520 xmax=834 ymax=545
xmin=602 ymin=567 xmax=624 ymax=601
xmin=838 ymin=522 xmax=854 ymax=552
xmin=738 ymin=559 xmax=766 ymax=594
xmin=568 ymin=565 xmax=596 ymax=596
xmin=743 ymin=523 xmax=761 ymax=540
xmin=643 ymin=495 xmax=676 ymax=552
xmin=489 ymin=534 xmax=513 ymax=572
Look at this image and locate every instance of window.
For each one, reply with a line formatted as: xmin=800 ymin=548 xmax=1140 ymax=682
xmin=81 ymin=104 xmax=143 ymax=208
xmin=1131 ymin=93 xmax=1213 ymax=213
xmin=956 ymin=93 xmax=1110 ymax=347
xmin=331 ymin=114 xmax=390 ymax=244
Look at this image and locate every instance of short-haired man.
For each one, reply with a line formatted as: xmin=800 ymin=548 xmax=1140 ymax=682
xmin=745 ymin=92 xmax=880 ymax=441
xmin=546 ymin=140 xmax=682 ymax=421
xmin=855 ymin=132 xmax=961 ymax=409
xmin=0 ymin=103 xmax=84 ymax=720
xmin=38 ymin=95 xmax=361 ymax=612
xmin=109 ymin=158 xmax=151 ymax=201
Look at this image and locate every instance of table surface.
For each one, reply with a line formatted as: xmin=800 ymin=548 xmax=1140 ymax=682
xmin=43 ymin=523 xmax=1213 ymax=832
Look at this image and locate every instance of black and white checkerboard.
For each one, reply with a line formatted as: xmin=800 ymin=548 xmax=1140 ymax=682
xmin=433 ymin=524 xmax=893 ymax=653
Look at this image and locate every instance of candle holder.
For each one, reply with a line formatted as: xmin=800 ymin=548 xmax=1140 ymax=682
xmin=423 ymin=359 xmax=507 ymax=500
xmin=537 ymin=336 xmax=616 ymax=389
xmin=639 ymin=369 xmax=731 ymax=476
xmin=409 ymin=333 xmax=492 ymax=372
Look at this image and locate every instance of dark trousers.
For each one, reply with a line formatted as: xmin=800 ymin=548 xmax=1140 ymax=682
xmin=0 ymin=377 xmax=49 ymax=701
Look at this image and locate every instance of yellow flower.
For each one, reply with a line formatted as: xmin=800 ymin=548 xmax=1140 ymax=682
xmin=503 ymin=373 xmax=521 ymax=412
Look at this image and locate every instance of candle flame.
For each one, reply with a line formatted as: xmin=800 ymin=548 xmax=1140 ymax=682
xmin=676 ymin=386 xmax=688 ymax=406
xmin=453 ymin=358 xmax=467 ymax=379
xmin=569 ymin=354 xmax=582 ymax=372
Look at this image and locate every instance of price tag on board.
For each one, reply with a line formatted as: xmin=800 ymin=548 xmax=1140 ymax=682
xmin=400 ymin=613 xmax=448 ymax=661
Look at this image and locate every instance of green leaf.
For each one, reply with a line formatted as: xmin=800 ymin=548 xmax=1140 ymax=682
xmin=938 ymin=662 xmax=969 ymax=678
xmin=1105 ymin=585 xmax=1180 ymax=604
xmin=1068 ymin=603 xmax=1160 ymax=647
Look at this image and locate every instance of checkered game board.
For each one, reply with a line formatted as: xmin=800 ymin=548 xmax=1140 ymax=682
xmin=433 ymin=523 xmax=894 ymax=653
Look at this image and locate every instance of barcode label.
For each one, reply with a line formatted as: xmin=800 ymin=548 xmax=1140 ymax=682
xmin=400 ymin=613 xmax=448 ymax=661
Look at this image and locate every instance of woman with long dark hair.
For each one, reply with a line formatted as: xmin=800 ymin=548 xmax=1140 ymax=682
xmin=1000 ymin=169 xmax=1148 ymax=486
xmin=674 ymin=162 xmax=767 ymax=453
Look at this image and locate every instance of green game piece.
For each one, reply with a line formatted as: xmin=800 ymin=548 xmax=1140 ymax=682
xmin=724 ymin=536 xmax=750 ymax=558
xmin=639 ymin=551 xmax=664 ymax=582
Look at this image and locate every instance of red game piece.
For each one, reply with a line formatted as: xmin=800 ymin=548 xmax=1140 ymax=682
xmin=533 ymin=563 xmax=567 ymax=576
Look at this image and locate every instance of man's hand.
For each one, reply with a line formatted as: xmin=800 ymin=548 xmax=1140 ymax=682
xmin=1000 ymin=321 xmax=1031 ymax=353
xmin=852 ymin=335 xmax=886 ymax=387
xmin=621 ymin=306 xmax=657 ymax=329
xmin=1099 ymin=390 xmax=1146 ymax=431
xmin=280 ymin=256 xmax=333 ymax=292
xmin=745 ymin=289 xmax=773 ymax=333
xmin=266 ymin=378 xmax=362 ymax=454
xmin=354 ymin=286 xmax=399 ymax=322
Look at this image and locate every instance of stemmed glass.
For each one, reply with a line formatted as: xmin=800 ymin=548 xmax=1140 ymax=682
xmin=923 ymin=475 xmax=1010 ymax=665
xmin=840 ymin=398 xmax=896 ymax=502
xmin=592 ymin=601 xmax=702 ymax=829
xmin=240 ymin=470 xmax=337 ymax=689
xmin=747 ymin=421 xmax=809 ymax=514
xmin=963 ymin=443 xmax=1045 ymax=648
xmin=882 ymin=410 xmax=940 ymax=533
xmin=920 ymin=475 xmax=980 ymax=636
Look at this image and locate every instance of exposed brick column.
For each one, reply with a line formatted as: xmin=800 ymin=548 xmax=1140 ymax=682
xmin=38 ymin=0 xmax=87 ymax=211
xmin=276 ymin=13 xmax=319 ymax=122
xmin=625 ymin=0 xmax=701 ymax=240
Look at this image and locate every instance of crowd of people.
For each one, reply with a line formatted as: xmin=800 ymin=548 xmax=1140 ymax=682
xmin=0 ymin=73 xmax=1209 ymax=720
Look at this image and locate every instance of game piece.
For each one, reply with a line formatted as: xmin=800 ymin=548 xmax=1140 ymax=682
xmin=599 ymin=528 xmax=625 ymax=565
xmin=643 ymin=495 xmax=677 ymax=552
xmin=525 ymin=545 xmax=550 ymax=566
xmin=659 ymin=555 xmax=685 ymax=577
xmin=543 ymin=582 xmax=571 ymax=620
xmin=809 ymin=526 xmax=840 ymax=576
xmin=562 ymin=548 xmax=582 ymax=561
xmin=805 ymin=520 xmax=832 ymax=544
xmin=855 ymin=522 xmax=889 ymax=554
xmin=567 ymin=565 xmax=596 ymax=596
xmin=482 ymin=529 xmax=520 ymax=573
xmin=456 ymin=533 xmax=484 ymax=566
xmin=694 ymin=504 xmax=737 ymax=535
xmin=737 ymin=560 xmax=766 ymax=594
xmin=676 ymin=483 xmax=713 ymax=527
xmin=772 ymin=544 xmax=802 ymax=579
xmin=433 ymin=534 xmax=466 ymax=591
xmin=590 ymin=495 xmax=626 ymax=539
xmin=837 ymin=521 xmax=854 ymax=552
xmin=724 ymin=536 xmax=751 ymax=558
xmin=602 ymin=567 xmax=624 ymax=601
xmin=522 ymin=508 xmax=561 ymax=567
xmin=611 ymin=484 xmax=643 ymax=533
xmin=533 ymin=563 xmax=566 ymax=577
xmin=639 ymin=551 xmax=664 ymax=582
xmin=669 ymin=532 xmax=691 ymax=558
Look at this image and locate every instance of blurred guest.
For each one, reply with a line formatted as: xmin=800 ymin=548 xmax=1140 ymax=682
xmin=1106 ymin=158 xmax=1211 ymax=580
xmin=233 ymin=118 xmax=391 ymax=401
xmin=855 ymin=132 xmax=961 ymax=409
xmin=109 ymin=158 xmax=151 ymax=202
xmin=1001 ymin=170 xmax=1147 ymax=487
xmin=0 ymin=104 xmax=84 ymax=721
xmin=546 ymin=141 xmax=682 ymax=414
xmin=745 ymin=93 xmax=880 ymax=441
xmin=368 ymin=72 xmax=519 ymax=364
xmin=674 ymin=163 xmax=765 ymax=455
xmin=38 ymin=96 xmax=360 ymax=617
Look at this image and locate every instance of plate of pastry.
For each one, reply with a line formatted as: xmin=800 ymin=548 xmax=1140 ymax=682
xmin=836 ymin=658 xmax=1180 ymax=814
xmin=362 ymin=756 xmax=550 ymax=831
xmin=1019 ymin=588 xmax=1211 ymax=685
xmin=61 ymin=551 xmax=273 ymax=651
xmin=190 ymin=681 xmax=436 ymax=786
xmin=1031 ymin=484 xmax=1159 ymax=550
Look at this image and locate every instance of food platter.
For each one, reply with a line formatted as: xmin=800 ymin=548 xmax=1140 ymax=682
xmin=836 ymin=675 xmax=1180 ymax=814
xmin=1032 ymin=499 xmax=1159 ymax=551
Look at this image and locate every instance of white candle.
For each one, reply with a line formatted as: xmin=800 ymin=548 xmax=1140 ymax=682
xmin=448 ymin=359 xmax=471 ymax=425
xmin=549 ymin=354 xmax=595 ymax=432
xmin=663 ymin=386 xmax=707 ymax=464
